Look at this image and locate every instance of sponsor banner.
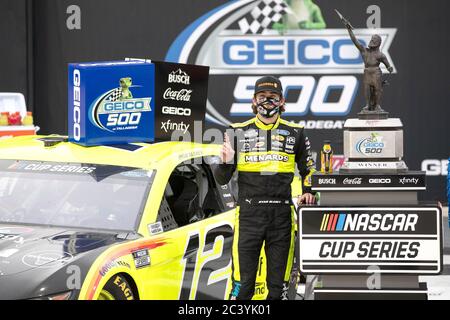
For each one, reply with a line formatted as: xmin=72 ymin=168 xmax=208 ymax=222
xmin=298 ymin=206 xmax=442 ymax=274
xmin=312 ymin=172 xmax=426 ymax=190
xmin=153 ymin=61 xmax=209 ymax=141
xmin=68 ymin=61 xmax=155 ymax=146
xmin=68 ymin=60 xmax=209 ymax=145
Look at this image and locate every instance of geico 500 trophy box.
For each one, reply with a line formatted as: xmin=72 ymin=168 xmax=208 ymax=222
xmin=68 ymin=60 xmax=209 ymax=146
xmin=68 ymin=61 xmax=155 ymax=146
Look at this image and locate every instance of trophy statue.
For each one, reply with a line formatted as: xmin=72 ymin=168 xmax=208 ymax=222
xmin=336 ymin=9 xmax=393 ymax=119
xmin=333 ymin=9 xmax=407 ymax=173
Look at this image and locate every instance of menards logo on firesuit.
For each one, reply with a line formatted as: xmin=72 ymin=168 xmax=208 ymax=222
xmin=166 ymin=0 xmax=396 ymax=128
xmin=320 ymin=213 xmax=418 ymax=232
xmin=245 ymin=154 xmax=289 ymax=162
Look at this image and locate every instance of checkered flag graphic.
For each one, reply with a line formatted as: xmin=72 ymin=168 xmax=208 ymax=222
xmin=238 ymin=0 xmax=291 ymax=34
xmin=107 ymin=88 xmax=122 ymax=102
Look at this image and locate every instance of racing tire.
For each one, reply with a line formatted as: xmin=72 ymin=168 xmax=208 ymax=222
xmin=98 ymin=274 xmax=135 ymax=300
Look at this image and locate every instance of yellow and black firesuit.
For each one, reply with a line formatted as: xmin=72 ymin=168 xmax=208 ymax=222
xmin=214 ymin=115 xmax=316 ymax=300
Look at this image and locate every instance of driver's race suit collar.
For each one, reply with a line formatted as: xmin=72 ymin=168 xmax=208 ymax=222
xmin=255 ymin=115 xmax=281 ymax=130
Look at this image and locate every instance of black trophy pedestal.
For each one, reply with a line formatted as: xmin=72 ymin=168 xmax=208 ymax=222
xmin=298 ymin=171 xmax=443 ymax=300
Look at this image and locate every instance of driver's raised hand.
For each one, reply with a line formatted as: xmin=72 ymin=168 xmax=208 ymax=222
xmin=220 ymin=133 xmax=235 ymax=164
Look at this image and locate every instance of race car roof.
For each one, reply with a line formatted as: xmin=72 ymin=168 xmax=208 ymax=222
xmin=0 ymin=135 xmax=221 ymax=169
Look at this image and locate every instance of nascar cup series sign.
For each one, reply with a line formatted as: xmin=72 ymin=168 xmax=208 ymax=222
xmin=298 ymin=206 xmax=442 ymax=274
xmin=165 ymin=0 xmax=396 ymax=127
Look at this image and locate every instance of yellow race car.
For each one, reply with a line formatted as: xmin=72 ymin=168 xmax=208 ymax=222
xmin=0 ymin=135 xmax=300 ymax=300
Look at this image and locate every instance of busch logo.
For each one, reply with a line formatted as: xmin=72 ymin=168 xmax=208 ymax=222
xmin=168 ymin=69 xmax=190 ymax=85
xmin=318 ymin=178 xmax=336 ymax=185
xmin=163 ymin=88 xmax=192 ymax=101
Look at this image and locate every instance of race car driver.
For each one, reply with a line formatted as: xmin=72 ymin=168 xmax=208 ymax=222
xmin=213 ymin=76 xmax=317 ymax=300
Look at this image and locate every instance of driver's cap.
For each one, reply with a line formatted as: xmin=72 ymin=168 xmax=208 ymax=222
xmin=254 ymin=76 xmax=283 ymax=96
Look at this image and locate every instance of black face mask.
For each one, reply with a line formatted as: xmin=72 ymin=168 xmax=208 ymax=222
xmin=256 ymin=97 xmax=281 ymax=118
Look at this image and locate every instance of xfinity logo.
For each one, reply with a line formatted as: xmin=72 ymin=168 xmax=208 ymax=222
xmin=168 ymin=69 xmax=190 ymax=85
xmin=399 ymin=177 xmax=419 ymax=185
xmin=343 ymin=177 xmax=362 ymax=185
xmin=320 ymin=213 xmax=418 ymax=232
xmin=162 ymin=106 xmax=191 ymax=116
xmin=160 ymin=119 xmax=190 ymax=134
xmin=369 ymin=178 xmax=391 ymax=184
xmin=72 ymin=69 xmax=81 ymax=141
xmin=163 ymin=88 xmax=192 ymax=101
xmin=318 ymin=178 xmax=336 ymax=185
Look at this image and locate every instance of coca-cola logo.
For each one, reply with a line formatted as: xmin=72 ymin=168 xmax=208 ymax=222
xmin=163 ymin=88 xmax=192 ymax=102
xmin=343 ymin=177 xmax=362 ymax=185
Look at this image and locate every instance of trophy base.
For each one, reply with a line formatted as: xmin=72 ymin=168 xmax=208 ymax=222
xmin=339 ymin=160 xmax=408 ymax=173
xmin=358 ymin=109 xmax=389 ymax=120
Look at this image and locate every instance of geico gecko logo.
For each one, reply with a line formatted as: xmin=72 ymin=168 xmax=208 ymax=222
xmin=166 ymin=0 xmax=396 ymax=128
xmin=88 ymin=79 xmax=152 ymax=132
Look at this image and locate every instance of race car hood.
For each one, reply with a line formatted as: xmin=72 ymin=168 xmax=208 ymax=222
xmin=0 ymin=223 xmax=130 ymax=299
xmin=0 ymin=224 xmax=122 ymax=276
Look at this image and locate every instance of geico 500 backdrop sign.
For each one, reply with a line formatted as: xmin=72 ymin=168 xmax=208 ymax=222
xmin=166 ymin=0 xmax=396 ymax=127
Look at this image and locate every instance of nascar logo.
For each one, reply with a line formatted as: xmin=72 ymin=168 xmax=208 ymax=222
xmin=320 ymin=213 xmax=418 ymax=232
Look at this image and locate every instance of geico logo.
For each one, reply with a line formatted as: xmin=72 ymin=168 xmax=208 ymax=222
xmin=72 ymin=69 xmax=81 ymax=141
xmin=161 ymin=106 xmax=191 ymax=116
xmin=319 ymin=241 xmax=420 ymax=259
xmin=104 ymin=101 xmax=144 ymax=111
xmin=318 ymin=178 xmax=336 ymax=184
xmin=369 ymin=178 xmax=391 ymax=184
xmin=222 ymin=39 xmax=368 ymax=66
xmin=421 ymin=159 xmax=448 ymax=176
xmin=363 ymin=142 xmax=384 ymax=148
xmin=245 ymin=154 xmax=289 ymax=162
xmin=343 ymin=213 xmax=418 ymax=232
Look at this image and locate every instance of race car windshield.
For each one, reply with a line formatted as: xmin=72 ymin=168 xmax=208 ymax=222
xmin=0 ymin=160 xmax=154 ymax=232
